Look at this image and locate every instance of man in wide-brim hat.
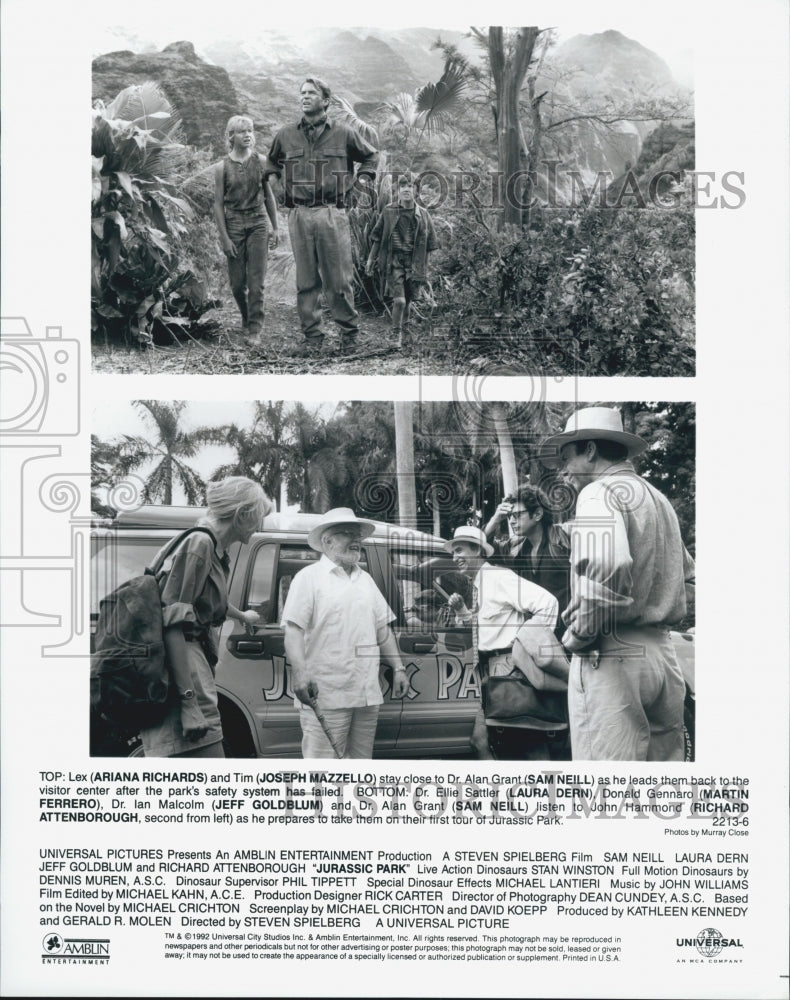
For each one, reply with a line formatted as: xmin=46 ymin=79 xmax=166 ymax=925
xmin=542 ymin=407 xmax=695 ymax=761
xmin=282 ymin=508 xmax=409 ymax=758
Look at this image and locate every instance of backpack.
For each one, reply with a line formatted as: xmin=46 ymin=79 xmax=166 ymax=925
xmin=90 ymin=527 xmax=217 ymax=733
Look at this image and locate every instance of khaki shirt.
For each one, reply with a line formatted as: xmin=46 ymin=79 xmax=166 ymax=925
xmin=157 ymin=527 xmax=229 ymax=634
xmin=563 ymin=462 xmax=694 ymax=645
xmin=266 ymin=119 xmax=378 ymax=208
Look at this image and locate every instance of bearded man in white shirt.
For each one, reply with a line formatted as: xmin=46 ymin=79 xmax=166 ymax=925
xmin=282 ymin=508 xmax=409 ymax=758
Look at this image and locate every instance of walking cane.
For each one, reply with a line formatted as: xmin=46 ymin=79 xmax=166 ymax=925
xmin=297 ymin=684 xmax=345 ymax=759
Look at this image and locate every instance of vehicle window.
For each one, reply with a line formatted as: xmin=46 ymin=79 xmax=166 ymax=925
xmin=245 ymin=543 xmax=278 ymax=621
xmin=391 ymin=550 xmax=473 ymax=630
xmin=274 ymin=545 xmax=368 ymax=623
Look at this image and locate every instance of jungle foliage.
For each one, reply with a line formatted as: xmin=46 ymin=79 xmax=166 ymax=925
xmin=91 ymin=83 xmax=220 ymax=346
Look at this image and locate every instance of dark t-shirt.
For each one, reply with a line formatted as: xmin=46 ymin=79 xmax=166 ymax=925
xmin=223 ymin=154 xmax=267 ymax=213
xmin=493 ymin=526 xmax=570 ymax=638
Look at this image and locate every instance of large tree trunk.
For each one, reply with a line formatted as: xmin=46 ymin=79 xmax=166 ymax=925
xmin=394 ymin=401 xmax=417 ymax=528
xmin=488 ymin=27 xmax=540 ymax=228
xmin=621 ymin=402 xmax=638 ymax=436
xmin=164 ymin=459 xmax=173 ymax=506
xmin=430 ymin=484 xmax=442 ymax=537
xmin=492 ymin=404 xmax=518 ymax=497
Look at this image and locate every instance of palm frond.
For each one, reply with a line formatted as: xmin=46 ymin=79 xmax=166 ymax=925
xmin=173 ymin=460 xmax=206 ymax=505
xmin=143 ymin=460 xmax=170 ymax=504
xmin=431 ymin=39 xmax=482 ymax=83
xmin=415 ymin=56 xmax=469 ymax=120
xmin=381 ymin=92 xmax=420 ymax=129
xmin=469 ymin=27 xmax=491 ymax=56
xmin=98 ymin=83 xmax=186 ymax=180
xmin=114 ymin=435 xmax=157 ymax=475
xmin=208 ymin=462 xmax=242 ymax=482
xmin=191 ymin=424 xmax=233 ymax=448
xmin=329 ymin=95 xmax=379 ymax=147
xmin=105 ymin=81 xmax=183 ymax=140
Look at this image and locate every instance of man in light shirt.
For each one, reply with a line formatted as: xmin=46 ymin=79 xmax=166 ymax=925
xmin=542 ymin=407 xmax=694 ymax=761
xmin=446 ymin=525 xmax=564 ymax=760
xmin=282 ymin=508 xmax=409 ymax=758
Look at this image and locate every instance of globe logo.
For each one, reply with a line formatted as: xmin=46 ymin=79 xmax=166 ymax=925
xmin=694 ymin=927 xmax=724 ymax=957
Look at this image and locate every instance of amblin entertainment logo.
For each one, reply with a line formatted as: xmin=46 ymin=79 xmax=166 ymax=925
xmin=41 ymin=931 xmax=110 ymax=965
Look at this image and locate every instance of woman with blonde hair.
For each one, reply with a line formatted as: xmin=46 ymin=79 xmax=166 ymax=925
xmin=140 ymin=477 xmax=273 ymax=758
xmin=213 ymin=115 xmax=279 ymax=345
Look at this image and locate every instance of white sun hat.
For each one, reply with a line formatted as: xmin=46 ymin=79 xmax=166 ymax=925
xmin=540 ymin=407 xmax=647 ymax=468
xmin=306 ymin=507 xmax=377 ymax=552
xmin=444 ymin=525 xmax=494 ymax=558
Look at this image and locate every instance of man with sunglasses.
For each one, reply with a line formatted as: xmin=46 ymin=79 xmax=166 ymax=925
xmin=484 ymin=484 xmax=571 ymax=638
xmin=282 ymin=508 xmax=409 ymax=758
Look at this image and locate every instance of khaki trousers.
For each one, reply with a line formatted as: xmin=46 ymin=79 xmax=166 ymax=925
xmin=568 ymin=627 xmax=685 ymax=761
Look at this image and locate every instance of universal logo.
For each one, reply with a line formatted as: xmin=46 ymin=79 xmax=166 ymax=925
xmin=41 ymin=931 xmax=110 ymax=965
xmin=676 ymin=927 xmax=743 ymax=961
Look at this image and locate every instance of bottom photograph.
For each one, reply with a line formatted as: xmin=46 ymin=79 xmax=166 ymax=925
xmin=89 ymin=399 xmax=695 ymax=763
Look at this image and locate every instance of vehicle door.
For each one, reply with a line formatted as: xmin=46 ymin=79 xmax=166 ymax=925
xmin=220 ymin=537 xmax=400 ymax=757
xmin=368 ymin=544 xmax=479 ymax=757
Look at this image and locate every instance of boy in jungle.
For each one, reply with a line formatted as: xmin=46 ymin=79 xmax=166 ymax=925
xmin=213 ymin=115 xmax=279 ymax=346
xmin=365 ymin=171 xmax=438 ymax=348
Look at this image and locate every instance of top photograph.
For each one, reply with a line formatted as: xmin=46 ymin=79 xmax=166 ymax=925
xmin=90 ymin=24 xmax=695 ymax=377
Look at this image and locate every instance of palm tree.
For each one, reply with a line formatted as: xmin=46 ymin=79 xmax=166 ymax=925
xmin=333 ymin=402 xmax=405 ymax=518
xmin=202 ymin=402 xmax=294 ymax=508
xmin=114 ymin=401 xmax=206 ymax=505
xmin=411 ymin=402 xmax=492 ymax=536
xmin=394 ymin=402 xmax=417 ymax=528
xmin=378 ymin=55 xmax=468 ymax=164
xmin=91 ymin=434 xmax=126 ymax=517
xmin=286 ymin=404 xmax=355 ymax=514
xmin=448 ymin=399 xmax=572 ymax=518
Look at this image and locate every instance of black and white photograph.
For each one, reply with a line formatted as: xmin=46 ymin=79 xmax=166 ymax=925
xmin=90 ymin=399 xmax=696 ymax=762
xmin=2 ymin=0 xmax=789 ymax=996
xmin=90 ymin=23 xmax=696 ymax=376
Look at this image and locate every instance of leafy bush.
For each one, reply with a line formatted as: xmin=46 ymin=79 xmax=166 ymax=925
xmin=426 ymin=200 xmax=695 ymax=376
xmin=91 ymin=83 xmax=220 ymax=346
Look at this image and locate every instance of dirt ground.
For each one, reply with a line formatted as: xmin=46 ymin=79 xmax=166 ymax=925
xmin=92 ymin=303 xmax=448 ymax=376
xmin=91 ymin=251 xmax=450 ymax=376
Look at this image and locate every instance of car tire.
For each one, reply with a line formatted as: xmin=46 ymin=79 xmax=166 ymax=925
xmin=219 ymin=698 xmax=257 ymax=758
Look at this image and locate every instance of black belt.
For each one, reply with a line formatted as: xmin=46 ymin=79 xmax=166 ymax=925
xmin=183 ymin=630 xmax=219 ymax=668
